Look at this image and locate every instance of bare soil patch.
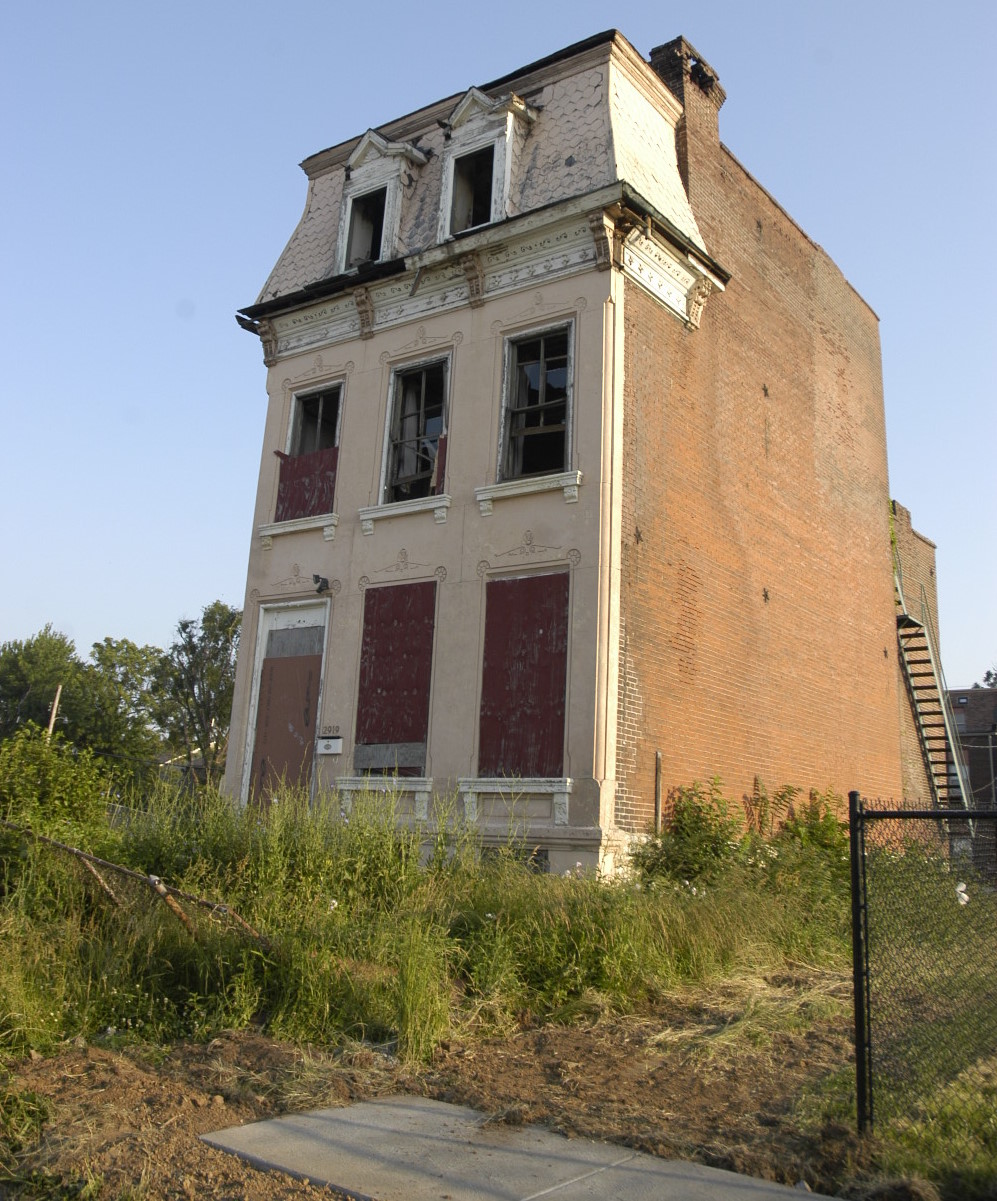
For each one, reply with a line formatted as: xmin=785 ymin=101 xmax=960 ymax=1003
xmin=2 ymin=969 xmax=866 ymax=1199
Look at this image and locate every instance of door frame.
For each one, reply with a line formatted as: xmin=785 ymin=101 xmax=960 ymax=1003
xmin=240 ymin=599 xmax=331 ymax=804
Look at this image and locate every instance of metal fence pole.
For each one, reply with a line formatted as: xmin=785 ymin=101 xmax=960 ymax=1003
xmin=849 ymin=789 xmax=872 ymax=1133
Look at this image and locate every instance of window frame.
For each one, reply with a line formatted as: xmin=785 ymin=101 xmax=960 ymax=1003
xmin=379 ymin=355 xmax=451 ymax=506
xmin=271 ymin=382 xmax=345 ymax=525
xmin=287 ymin=383 xmax=344 ymax=459
xmin=497 ymin=322 xmax=574 ymax=483
xmin=343 ymin=185 xmax=388 ymax=270
xmin=335 ymin=131 xmax=426 ymax=276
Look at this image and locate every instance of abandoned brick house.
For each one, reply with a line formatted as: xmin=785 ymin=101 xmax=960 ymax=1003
xmin=224 ymin=29 xmax=955 ymax=870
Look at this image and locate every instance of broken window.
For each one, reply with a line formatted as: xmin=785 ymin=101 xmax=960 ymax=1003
xmin=345 ymin=187 xmax=387 ymax=268
xmin=384 ymin=360 xmax=448 ymax=503
xmin=275 ymin=386 xmax=342 ymax=522
xmin=478 ymin=572 xmax=569 ymax=777
xmin=355 ymin=581 xmax=436 ymax=776
xmin=450 ymin=145 xmax=494 ymax=234
xmin=501 ymin=326 xmax=570 ymax=480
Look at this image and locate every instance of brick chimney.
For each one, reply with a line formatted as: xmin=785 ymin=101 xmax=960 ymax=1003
xmin=649 ymin=37 xmax=725 ymax=202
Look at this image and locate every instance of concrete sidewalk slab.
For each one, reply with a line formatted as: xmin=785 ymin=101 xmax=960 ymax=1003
xmin=203 ymin=1096 xmax=832 ymax=1200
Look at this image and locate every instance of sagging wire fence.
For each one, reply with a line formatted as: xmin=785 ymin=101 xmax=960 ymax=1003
xmin=0 ymin=819 xmax=270 ymax=950
xmin=850 ymin=792 xmax=997 ymax=1165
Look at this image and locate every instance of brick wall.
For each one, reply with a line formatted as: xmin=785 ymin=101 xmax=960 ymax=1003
xmin=615 ymin=49 xmax=903 ymax=826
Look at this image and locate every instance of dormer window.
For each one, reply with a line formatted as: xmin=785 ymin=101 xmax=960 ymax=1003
xmin=437 ymin=88 xmax=537 ymax=243
xmin=336 ymin=131 xmax=427 ymax=276
xmin=346 ymin=187 xmax=387 ymax=267
xmin=451 ymin=146 xmax=494 ymax=234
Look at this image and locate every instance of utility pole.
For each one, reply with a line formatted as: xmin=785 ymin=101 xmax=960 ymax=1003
xmin=46 ymin=684 xmax=62 ymax=743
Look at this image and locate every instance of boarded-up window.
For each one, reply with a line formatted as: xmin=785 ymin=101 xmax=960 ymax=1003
xmin=478 ymin=572 xmax=569 ymax=778
xmin=275 ymin=386 xmax=341 ymax=522
xmin=251 ymin=625 xmax=324 ymax=801
xmin=355 ymin=581 xmax=436 ymax=775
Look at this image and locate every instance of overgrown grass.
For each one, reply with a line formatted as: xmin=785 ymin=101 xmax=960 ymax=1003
xmin=3 ymin=730 xmax=995 ymax=1197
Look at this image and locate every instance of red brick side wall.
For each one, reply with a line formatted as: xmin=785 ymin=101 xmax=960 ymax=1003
xmin=615 ymin=125 xmax=903 ymax=829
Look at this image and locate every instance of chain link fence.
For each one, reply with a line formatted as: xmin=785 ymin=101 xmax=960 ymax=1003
xmin=850 ymin=794 xmax=997 ymax=1168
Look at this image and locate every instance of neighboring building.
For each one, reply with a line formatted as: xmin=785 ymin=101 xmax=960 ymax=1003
xmin=948 ymin=688 xmax=997 ymax=810
xmin=225 ymin=30 xmax=939 ymax=870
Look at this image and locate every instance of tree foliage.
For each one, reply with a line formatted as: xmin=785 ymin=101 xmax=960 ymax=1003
xmin=0 ymin=602 xmax=241 ymax=789
xmin=153 ymin=601 xmax=241 ymax=787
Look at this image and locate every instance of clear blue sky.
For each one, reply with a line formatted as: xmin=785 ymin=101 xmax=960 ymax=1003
xmin=1 ymin=0 xmax=993 ymax=687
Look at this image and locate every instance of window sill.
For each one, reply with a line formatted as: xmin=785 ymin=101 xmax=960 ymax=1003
xmin=358 ymin=494 xmax=451 ymax=535
xmin=474 ymin=471 xmax=582 ymax=516
xmin=336 ymin=775 xmax=434 ymax=821
xmin=258 ymin=512 xmax=339 ymax=549
xmin=458 ymin=777 xmax=573 ymax=825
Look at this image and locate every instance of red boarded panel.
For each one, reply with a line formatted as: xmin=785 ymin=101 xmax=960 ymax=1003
xmin=251 ymin=653 xmax=321 ymax=800
xmin=356 ymin=581 xmax=436 ymax=747
xmin=478 ymin=572 xmax=569 ymax=778
xmin=275 ymin=445 xmax=339 ymax=522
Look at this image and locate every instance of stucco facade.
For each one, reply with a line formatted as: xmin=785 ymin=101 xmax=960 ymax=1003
xmin=225 ymin=31 xmax=914 ymax=870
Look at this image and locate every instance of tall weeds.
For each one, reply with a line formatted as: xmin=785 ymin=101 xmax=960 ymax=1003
xmin=0 ymin=733 xmax=853 ymax=1061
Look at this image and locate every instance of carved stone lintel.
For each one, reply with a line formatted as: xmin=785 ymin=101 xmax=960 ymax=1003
xmin=686 ymin=277 xmax=713 ymax=329
xmin=588 ymin=212 xmax=615 ymax=270
xmin=258 ymin=318 xmax=278 ymax=367
xmin=354 ymin=287 xmax=375 ymax=339
xmin=461 ymin=253 xmax=486 ymax=307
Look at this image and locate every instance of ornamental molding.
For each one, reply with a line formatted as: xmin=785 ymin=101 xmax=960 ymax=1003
xmin=686 ymin=277 xmax=713 ymax=329
xmin=258 ymin=512 xmax=339 ymax=546
xmin=358 ymin=494 xmax=452 ymax=534
xmin=620 ymin=230 xmax=720 ymax=329
xmin=620 ymin=231 xmax=695 ymax=322
xmin=474 ymin=471 xmax=582 ymax=516
xmin=461 ymin=253 xmax=486 ymax=307
xmin=379 ymin=326 xmax=463 ymax=365
xmin=373 ymin=547 xmax=430 ymax=576
xmin=354 ymin=287 xmax=375 ymax=339
xmin=258 ymin=318 xmax=279 ymax=367
xmin=266 ymin=216 xmax=599 ymax=360
xmin=495 ymin=529 xmax=561 ymax=560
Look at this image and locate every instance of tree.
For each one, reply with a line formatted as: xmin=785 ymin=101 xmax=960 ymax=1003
xmin=153 ymin=602 xmax=241 ymax=787
xmin=85 ymin=637 xmax=164 ymax=784
xmin=972 ymin=664 xmax=997 ymax=689
xmin=0 ymin=625 xmax=88 ymax=742
xmin=0 ymin=627 xmax=165 ymax=786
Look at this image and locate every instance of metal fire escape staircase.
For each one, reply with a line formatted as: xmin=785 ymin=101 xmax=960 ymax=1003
xmin=894 ymin=563 xmax=970 ymax=812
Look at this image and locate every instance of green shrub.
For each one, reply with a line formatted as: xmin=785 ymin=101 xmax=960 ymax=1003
xmin=0 ymin=727 xmax=115 ymax=849
xmin=631 ymin=778 xmax=743 ymax=885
